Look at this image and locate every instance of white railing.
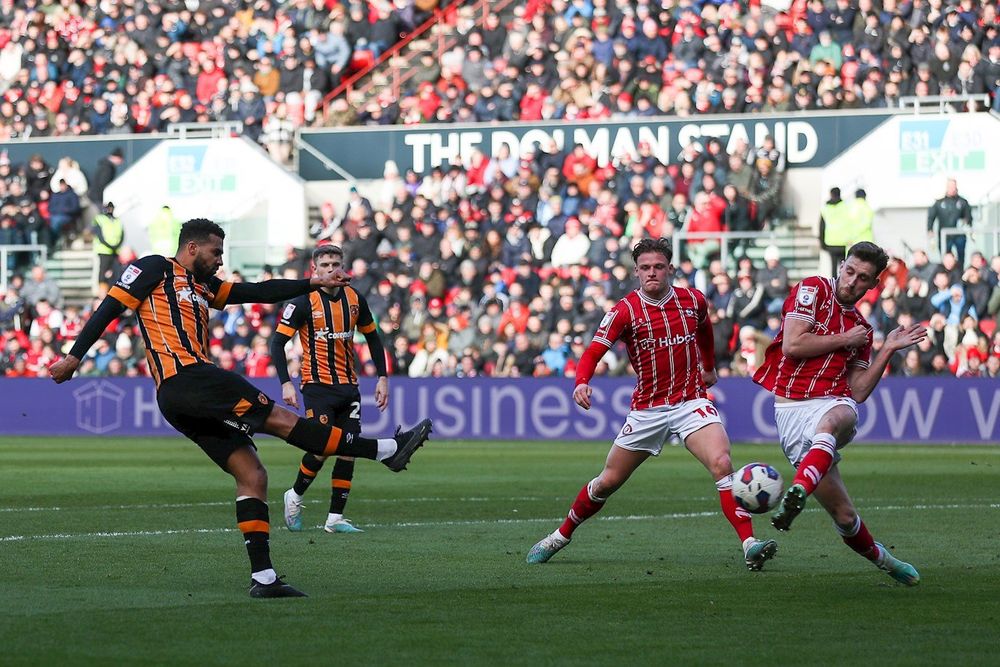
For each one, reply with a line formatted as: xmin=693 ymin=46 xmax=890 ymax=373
xmin=1 ymin=244 xmax=48 ymax=293
xmin=898 ymin=94 xmax=991 ymax=114
xmin=670 ymin=231 xmax=819 ymax=272
xmin=166 ymin=121 xmax=244 ymax=140
xmin=940 ymin=227 xmax=1000 ymax=262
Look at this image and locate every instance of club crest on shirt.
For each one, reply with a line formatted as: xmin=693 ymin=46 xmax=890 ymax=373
xmin=120 ymin=264 xmax=142 ymax=287
xmin=282 ymin=303 xmax=295 ymax=320
xmin=350 ymin=304 xmax=359 ymax=318
xmin=797 ymin=285 xmax=818 ymax=307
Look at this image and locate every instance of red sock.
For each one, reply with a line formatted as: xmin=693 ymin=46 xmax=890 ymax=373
xmin=838 ymin=516 xmax=879 ymax=562
xmin=558 ymin=481 xmax=605 ymax=539
xmin=717 ymin=479 xmax=754 ymax=543
xmin=793 ymin=435 xmax=837 ymax=495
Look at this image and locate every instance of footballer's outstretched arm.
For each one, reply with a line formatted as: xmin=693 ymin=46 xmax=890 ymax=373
xmin=781 ymin=316 xmax=868 ymax=360
xmin=49 ymin=296 xmax=127 ymax=382
xmin=848 ymin=323 xmax=927 ymax=402
xmin=216 ymin=273 xmax=351 ymax=306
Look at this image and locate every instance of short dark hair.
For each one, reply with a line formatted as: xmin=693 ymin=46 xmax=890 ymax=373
xmin=312 ymin=245 xmax=343 ymax=262
xmin=847 ymin=241 xmax=889 ymax=275
xmin=178 ymin=218 xmax=225 ymax=246
xmin=631 ymin=237 xmax=673 ymax=264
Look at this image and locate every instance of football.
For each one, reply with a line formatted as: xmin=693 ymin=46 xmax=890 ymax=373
xmin=732 ymin=462 xmax=784 ymax=514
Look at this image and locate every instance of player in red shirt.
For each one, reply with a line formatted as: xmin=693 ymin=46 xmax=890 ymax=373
xmin=527 ymin=238 xmax=778 ymax=571
xmin=753 ymin=241 xmax=925 ymax=585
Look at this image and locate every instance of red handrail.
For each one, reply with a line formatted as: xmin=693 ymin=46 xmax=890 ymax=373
xmin=364 ymin=0 xmax=519 ymax=105
xmin=320 ymin=3 xmax=455 ymax=116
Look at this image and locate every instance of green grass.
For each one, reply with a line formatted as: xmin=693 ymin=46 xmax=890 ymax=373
xmin=1 ymin=437 xmax=999 ymax=666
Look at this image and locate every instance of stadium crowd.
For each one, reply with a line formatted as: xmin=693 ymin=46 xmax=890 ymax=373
xmin=0 ymin=0 xmax=997 ymax=151
xmin=1 ymin=0 xmax=1000 ymax=382
xmin=2 ymin=133 xmax=999 ymax=382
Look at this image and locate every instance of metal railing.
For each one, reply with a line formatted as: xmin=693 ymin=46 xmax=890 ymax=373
xmin=940 ymin=227 xmax=1000 ymax=262
xmin=320 ymin=0 xmax=516 ymax=119
xmin=1 ymin=244 xmax=48 ymax=293
xmin=898 ymin=94 xmax=991 ymax=114
xmin=670 ymin=231 xmax=819 ymax=273
xmin=166 ymin=121 xmax=244 ymax=139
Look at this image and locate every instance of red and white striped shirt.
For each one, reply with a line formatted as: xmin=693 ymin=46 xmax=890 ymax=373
xmin=753 ymin=276 xmax=872 ymax=399
xmin=592 ymin=287 xmax=711 ymax=409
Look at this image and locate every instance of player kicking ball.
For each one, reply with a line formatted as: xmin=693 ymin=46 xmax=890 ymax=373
xmin=527 ymin=238 xmax=777 ymax=571
xmin=50 ymin=220 xmax=432 ymax=598
xmin=753 ymin=241 xmax=924 ymax=586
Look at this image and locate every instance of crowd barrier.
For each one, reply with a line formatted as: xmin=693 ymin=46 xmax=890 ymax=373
xmin=2 ymin=377 xmax=998 ymax=444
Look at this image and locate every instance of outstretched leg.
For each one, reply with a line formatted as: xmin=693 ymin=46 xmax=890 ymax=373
xmin=773 ymin=403 xmax=856 ymax=532
xmin=527 ymin=445 xmax=649 ymax=564
xmin=812 ymin=466 xmax=920 ymax=586
xmin=263 ymin=406 xmax=431 ymax=472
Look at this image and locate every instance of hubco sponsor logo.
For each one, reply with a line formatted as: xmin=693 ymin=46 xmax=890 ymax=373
xmin=638 ymin=333 xmax=697 ymax=350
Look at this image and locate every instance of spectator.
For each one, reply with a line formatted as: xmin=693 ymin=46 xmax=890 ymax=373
xmin=87 ymin=148 xmax=123 ymax=207
xmin=747 ymin=158 xmax=782 ymax=231
xmin=927 ymin=178 xmax=973 ymax=265
xmin=847 ymin=189 xmax=875 ymax=246
xmin=19 ymin=265 xmax=61 ymax=309
xmin=819 ymin=187 xmax=851 ymax=268
xmin=47 ymin=179 xmax=81 ymax=245
xmin=91 ymin=202 xmax=123 ymax=287
xmin=148 ymin=205 xmax=181 ymax=258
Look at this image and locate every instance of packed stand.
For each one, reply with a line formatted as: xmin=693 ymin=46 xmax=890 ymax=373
xmin=352 ymin=0 xmax=1000 ymax=126
xmin=0 ymin=0 xmax=465 ymax=159
xmin=4 ymin=136 xmax=999 ymax=381
xmin=1 ymin=0 xmax=998 ymax=154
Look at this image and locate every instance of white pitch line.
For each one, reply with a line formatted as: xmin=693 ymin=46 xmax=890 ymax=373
xmin=0 ymin=496 xmax=717 ymax=514
xmin=1 ymin=503 xmax=996 ymax=543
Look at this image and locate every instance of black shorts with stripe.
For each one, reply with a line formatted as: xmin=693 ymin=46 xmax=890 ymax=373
xmin=157 ymin=363 xmax=275 ymax=470
xmin=302 ymin=383 xmax=362 ymax=433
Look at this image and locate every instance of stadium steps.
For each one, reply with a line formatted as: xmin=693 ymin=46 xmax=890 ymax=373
xmin=743 ymin=226 xmax=822 ymax=282
xmin=45 ymin=248 xmax=94 ymax=307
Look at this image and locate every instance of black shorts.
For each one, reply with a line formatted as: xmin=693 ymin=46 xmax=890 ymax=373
xmin=301 ymin=383 xmax=362 ymax=433
xmin=157 ymin=363 xmax=275 ymax=470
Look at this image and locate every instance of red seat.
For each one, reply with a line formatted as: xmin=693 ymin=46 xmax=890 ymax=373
xmin=980 ymin=318 xmax=996 ymax=339
xmin=348 ymin=50 xmax=375 ymax=74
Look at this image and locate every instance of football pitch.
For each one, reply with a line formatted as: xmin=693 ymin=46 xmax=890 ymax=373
xmin=1 ymin=437 xmax=998 ymax=666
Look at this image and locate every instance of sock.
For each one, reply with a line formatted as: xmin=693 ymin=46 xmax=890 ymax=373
xmin=793 ymin=433 xmax=837 ymax=495
xmin=836 ymin=515 xmax=879 ymax=562
xmin=376 ymin=438 xmax=397 ymax=461
xmin=293 ymin=454 xmax=325 ymax=496
xmin=716 ymin=474 xmax=755 ymax=543
xmin=329 ymin=457 xmax=355 ymax=515
xmin=286 ymin=417 xmax=377 ymax=459
xmin=236 ymin=496 xmax=273 ymax=581
xmin=557 ymin=479 xmax=606 ymax=539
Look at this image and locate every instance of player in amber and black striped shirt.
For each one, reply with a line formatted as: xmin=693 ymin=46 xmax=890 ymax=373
xmin=49 ymin=219 xmax=432 ymax=598
xmin=271 ymin=245 xmax=390 ymax=535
